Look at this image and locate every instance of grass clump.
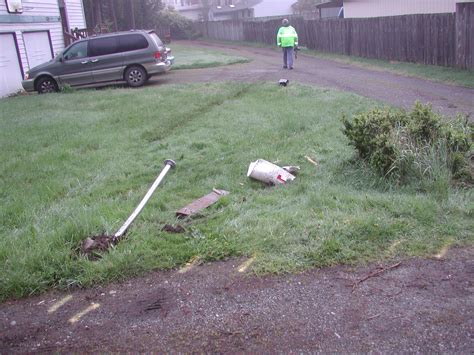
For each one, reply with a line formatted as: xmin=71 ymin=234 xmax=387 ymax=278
xmin=342 ymin=102 xmax=473 ymax=192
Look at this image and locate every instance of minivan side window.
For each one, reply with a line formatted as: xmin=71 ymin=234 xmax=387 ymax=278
xmin=89 ymin=37 xmax=119 ymax=57
xmin=118 ymin=34 xmax=149 ymax=52
xmin=63 ymin=41 xmax=88 ymax=60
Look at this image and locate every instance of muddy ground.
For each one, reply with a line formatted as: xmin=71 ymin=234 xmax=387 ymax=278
xmin=1 ymin=248 xmax=473 ymax=353
xmin=154 ymin=40 xmax=474 ymax=119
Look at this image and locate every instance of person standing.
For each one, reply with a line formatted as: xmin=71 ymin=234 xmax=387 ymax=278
xmin=277 ymin=18 xmax=298 ymax=70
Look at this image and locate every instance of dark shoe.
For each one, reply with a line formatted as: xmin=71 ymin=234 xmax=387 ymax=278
xmin=289 ymin=67 xmax=293 ymax=70
xmin=283 ymin=66 xmax=287 ymax=69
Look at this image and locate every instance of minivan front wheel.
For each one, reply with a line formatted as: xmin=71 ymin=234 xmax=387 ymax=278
xmin=36 ymin=76 xmax=59 ymax=94
xmin=125 ymin=66 xmax=148 ymax=88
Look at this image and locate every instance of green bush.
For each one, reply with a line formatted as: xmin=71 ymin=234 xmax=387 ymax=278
xmin=342 ymin=102 xmax=473 ymax=186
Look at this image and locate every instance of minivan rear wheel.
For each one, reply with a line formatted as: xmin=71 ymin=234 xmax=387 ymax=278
xmin=36 ymin=76 xmax=59 ymax=94
xmin=125 ymin=66 xmax=148 ymax=88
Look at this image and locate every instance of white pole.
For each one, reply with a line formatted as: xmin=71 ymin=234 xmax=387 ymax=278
xmin=113 ymin=159 xmax=176 ymax=241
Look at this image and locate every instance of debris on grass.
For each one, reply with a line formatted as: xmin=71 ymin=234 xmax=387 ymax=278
xmin=176 ymin=189 xmax=230 ymax=218
xmin=81 ymin=234 xmax=115 ymax=256
xmin=352 ymin=262 xmax=402 ymax=292
xmin=80 ymin=159 xmax=176 ymax=258
xmin=162 ymin=224 xmax=186 ymax=233
xmin=247 ymin=159 xmax=296 ymax=185
xmin=305 ymin=155 xmax=318 ymax=167
xmin=282 ymin=165 xmax=300 ymax=175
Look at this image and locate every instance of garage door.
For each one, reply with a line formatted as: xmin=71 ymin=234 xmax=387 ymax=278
xmin=23 ymin=31 xmax=52 ymax=70
xmin=0 ymin=33 xmax=23 ymax=97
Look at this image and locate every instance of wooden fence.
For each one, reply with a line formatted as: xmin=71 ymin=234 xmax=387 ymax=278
xmin=197 ymin=3 xmax=474 ymax=70
xmin=456 ymin=2 xmax=474 ymax=69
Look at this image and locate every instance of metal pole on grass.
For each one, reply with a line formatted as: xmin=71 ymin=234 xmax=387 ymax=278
xmin=113 ymin=159 xmax=176 ymax=242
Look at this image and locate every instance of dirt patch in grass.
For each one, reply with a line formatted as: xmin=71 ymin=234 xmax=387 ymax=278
xmin=162 ymin=224 xmax=186 ymax=234
xmin=80 ymin=234 xmax=116 ymax=257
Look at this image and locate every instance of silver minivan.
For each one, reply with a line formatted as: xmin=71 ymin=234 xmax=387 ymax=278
xmin=22 ymin=30 xmax=174 ymax=94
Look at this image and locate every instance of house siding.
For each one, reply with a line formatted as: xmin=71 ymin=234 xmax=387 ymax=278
xmin=321 ymin=7 xmax=341 ymax=18
xmin=344 ymin=0 xmax=473 ymax=18
xmin=253 ymin=0 xmax=294 ymax=18
xmin=65 ymin=0 xmax=86 ymax=29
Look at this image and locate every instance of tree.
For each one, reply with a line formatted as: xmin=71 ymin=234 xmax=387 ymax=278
xmin=108 ymin=0 xmax=118 ymax=31
xmin=291 ymin=0 xmax=324 ymax=18
xmin=200 ymin=0 xmax=211 ymax=21
xmin=83 ymin=0 xmax=164 ymax=32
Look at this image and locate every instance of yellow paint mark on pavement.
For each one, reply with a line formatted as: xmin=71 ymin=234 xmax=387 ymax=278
xmin=238 ymin=257 xmax=255 ymax=273
xmin=435 ymin=246 xmax=449 ymax=259
xmin=68 ymin=303 xmax=100 ymax=324
xmin=434 ymin=238 xmax=454 ymax=259
xmin=48 ymin=295 xmax=73 ymax=314
xmin=178 ymin=256 xmax=201 ymax=274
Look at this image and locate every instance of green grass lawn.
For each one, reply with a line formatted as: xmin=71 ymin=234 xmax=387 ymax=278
xmin=0 ymin=82 xmax=472 ymax=301
xmin=171 ymin=43 xmax=250 ymax=69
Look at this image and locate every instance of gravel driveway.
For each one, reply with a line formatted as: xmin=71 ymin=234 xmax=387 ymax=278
xmin=1 ymin=248 xmax=472 ymax=352
xmin=154 ymin=40 xmax=474 ymax=119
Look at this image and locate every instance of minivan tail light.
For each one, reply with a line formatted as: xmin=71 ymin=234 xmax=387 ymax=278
xmin=154 ymin=51 xmax=161 ymax=60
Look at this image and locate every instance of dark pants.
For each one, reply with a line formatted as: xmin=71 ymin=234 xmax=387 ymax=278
xmin=282 ymin=47 xmax=294 ymax=68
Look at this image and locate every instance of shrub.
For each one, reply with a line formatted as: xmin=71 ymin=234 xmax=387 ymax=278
xmin=342 ymin=102 xmax=473 ymax=187
xmin=156 ymin=8 xmax=200 ymax=40
xmin=60 ymin=84 xmax=75 ymax=94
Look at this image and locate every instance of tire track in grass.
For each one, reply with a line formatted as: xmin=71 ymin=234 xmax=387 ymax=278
xmin=141 ymin=83 xmax=254 ymax=143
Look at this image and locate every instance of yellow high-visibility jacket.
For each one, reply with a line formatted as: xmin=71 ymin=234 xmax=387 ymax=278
xmin=277 ymin=25 xmax=298 ymax=48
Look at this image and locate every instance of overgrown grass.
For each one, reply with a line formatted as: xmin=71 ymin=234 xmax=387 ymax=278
xmin=205 ymin=39 xmax=474 ymax=88
xmin=0 ymin=82 xmax=472 ymax=301
xmin=171 ymin=43 xmax=250 ymax=69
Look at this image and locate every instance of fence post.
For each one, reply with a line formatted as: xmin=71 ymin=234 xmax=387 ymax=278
xmin=456 ymin=2 xmax=473 ymax=69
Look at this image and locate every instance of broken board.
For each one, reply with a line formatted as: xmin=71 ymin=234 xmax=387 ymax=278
xmin=176 ymin=189 xmax=229 ymax=218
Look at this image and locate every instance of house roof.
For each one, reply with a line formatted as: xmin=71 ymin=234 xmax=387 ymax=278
xmin=316 ymin=0 xmax=343 ymax=9
xmin=212 ymin=0 xmax=261 ymax=14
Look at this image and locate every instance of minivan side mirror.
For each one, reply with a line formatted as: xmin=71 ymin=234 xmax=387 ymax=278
xmin=59 ymin=56 xmax=64 ymax=63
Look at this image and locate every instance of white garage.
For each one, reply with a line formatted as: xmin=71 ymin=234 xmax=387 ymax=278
xmin=0 ymin=33 xmax=23 ymax=97
xmin=23 ymin=31 xmax=53 ymax=70
xmin=0 ymin=0 xmax=87 ymax=97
